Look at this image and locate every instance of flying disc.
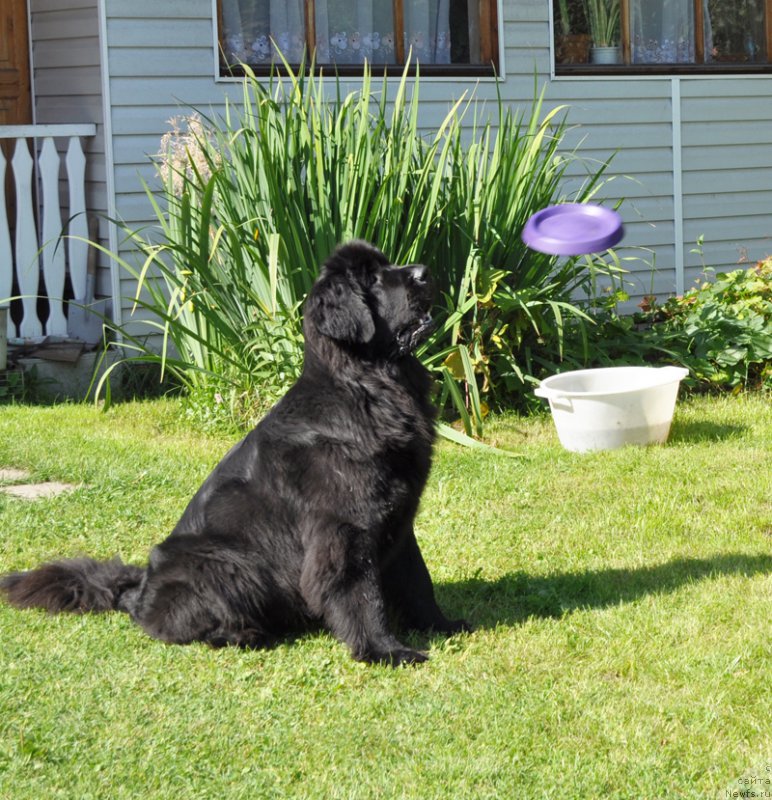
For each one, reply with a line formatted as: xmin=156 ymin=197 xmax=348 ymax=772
xmin=522 ymin=203 xmax=624 ymax=256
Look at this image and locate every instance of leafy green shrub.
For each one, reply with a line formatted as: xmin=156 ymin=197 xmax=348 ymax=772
xmin=563 ymin=254 xmax=772 ymax=393
xmin=643 ymin=257 xmax=772 ymax=391
xmin=105 ymin=61 xmax=616 ymax=436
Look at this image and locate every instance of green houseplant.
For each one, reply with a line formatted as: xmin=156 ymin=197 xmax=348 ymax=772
xmin=585 ymin=0 xmax=620 ymax=62
xmin=556 ymin=0 xmax=572 ymax=36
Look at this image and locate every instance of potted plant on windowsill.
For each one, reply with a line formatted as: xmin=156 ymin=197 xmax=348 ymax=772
xmin=584 ymin=0 xmax=620 ymax=64
xmin=554 ymin=0 xmax=591 ymax=64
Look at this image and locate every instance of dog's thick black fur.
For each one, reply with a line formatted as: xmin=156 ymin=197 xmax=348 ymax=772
xmin=0 ymin=241 xmax=467 ymax=665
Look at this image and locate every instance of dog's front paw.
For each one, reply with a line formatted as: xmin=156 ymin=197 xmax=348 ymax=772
xmin=444 ymin=618 xmax=473 ymax=634
xmin=360 ymin=647 xmax=429 ymax=667
xmin=427 ymin=617 xmax=472 ymax=636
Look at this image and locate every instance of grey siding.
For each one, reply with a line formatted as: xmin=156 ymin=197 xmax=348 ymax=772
xmin=104 ymin=0 xmax=223 ymax=321
xmin=102 ymin=0 xmax=772 ymax=320
xmin=29 ymin=0 xmax=111 ymax=296
xmin=680 ymin=79 xmax=772 ymax=289
xmin=549 ymin=82 xmax=677 ymax=301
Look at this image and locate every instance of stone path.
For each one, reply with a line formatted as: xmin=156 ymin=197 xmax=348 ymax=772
xmin=0 ymin=468 xmax=79 ymax=499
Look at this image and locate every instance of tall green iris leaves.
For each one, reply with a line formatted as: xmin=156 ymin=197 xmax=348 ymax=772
xmin=109 ymin=61 xmax=615 ymax=438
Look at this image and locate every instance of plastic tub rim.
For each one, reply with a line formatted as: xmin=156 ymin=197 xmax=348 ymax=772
xmin=535 ymin=365 xmax=689 ymax=400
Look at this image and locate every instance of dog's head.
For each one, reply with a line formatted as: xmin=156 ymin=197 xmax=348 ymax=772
xmin=304 ymin=241 xmax=434 ymax=358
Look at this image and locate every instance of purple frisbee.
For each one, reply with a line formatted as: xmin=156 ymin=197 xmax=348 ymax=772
xmin=522 ymin=203 xmax=624 ymax=256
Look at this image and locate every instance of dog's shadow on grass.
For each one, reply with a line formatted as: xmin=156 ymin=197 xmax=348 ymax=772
xmin=435 ymin=553 xmax=772 ymax=631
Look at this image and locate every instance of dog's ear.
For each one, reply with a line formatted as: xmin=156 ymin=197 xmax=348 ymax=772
xmin=307 ymin=274 xmax=376 ymax=344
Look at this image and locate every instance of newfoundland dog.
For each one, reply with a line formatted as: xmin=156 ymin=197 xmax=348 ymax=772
xmin=1 ymin=241 xmax=467 ymax=665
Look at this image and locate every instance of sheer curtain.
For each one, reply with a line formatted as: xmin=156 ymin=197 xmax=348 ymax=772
xmin=314 ymin=1 xmax=397 ymax=64
xmin=220 ymin=0 xmax=306 ymax=64
xmin=630 ymin=0 xmax=695 ymax=63
xmin=629 ymin=0 xmax=717 ymax=64
xmin=221 ymin=0 xmax=452 ymax=66
xmin=403 ymin=0 xmax=452 ymax=64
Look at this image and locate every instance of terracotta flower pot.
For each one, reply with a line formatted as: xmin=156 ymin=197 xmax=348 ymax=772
xmin=556 ymin=33 xmax=591 ymax=64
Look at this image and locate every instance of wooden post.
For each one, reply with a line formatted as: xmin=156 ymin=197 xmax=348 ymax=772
xmin=694 ymin=0 xmax=705 ymax=63
xmin=393 ymin=0 xmax=406 ymax=64
xmin=305 ymin=0 xmax=316 ymax=63
xmin=620 ymin=0 xmax=630 ymax=64
xmin=765 ymin=2 xmax=772 ymax=62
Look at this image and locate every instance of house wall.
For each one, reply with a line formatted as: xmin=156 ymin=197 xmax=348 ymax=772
xmin=101 ymin=0 xmax=772 ymax=324
xmin=28 ymin=0 xmax=111 ymax=296
xmin=102 ymin=0 xmax=222 ymax=324
xmin=503 ymin=0 xmax=772 ymax=298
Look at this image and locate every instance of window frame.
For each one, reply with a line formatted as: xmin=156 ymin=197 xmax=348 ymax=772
xmin=216 ymin=0 xmax=501 ymax=78
xmin=553 ymin=0 xmax=772 ymax=77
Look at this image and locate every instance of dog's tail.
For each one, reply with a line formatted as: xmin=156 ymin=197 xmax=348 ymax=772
xmin=0 ymin=557 xmax=145 ymax=614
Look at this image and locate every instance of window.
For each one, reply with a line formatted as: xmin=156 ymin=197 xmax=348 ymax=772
xmin=218 ymin=0 xmax=499 ymax=76
xmin=554 ymin=0 xmax=772 ymax=73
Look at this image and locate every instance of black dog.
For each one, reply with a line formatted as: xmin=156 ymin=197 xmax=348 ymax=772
xmin=1 ymin=241 xmax=467 ymax=665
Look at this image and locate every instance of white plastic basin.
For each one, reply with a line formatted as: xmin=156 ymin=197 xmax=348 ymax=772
xmin=535 ymin=366 xmax=689 ymax=453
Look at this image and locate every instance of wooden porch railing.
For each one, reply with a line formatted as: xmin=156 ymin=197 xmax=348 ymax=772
xmin=0 ymin=123 xmax=97 ymax=339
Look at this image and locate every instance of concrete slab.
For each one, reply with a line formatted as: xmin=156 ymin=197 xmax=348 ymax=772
xmin=0 ymin=468 xmax=31 ymax=482
xmin=0 ymin=482 xmax=78 ymax=499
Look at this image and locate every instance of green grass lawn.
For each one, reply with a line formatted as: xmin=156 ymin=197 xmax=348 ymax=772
xmin=0 ymin=394 xmax=770 ymax=799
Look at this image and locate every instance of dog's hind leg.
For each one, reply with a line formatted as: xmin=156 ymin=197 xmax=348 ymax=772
xmin=300 ymin=523 xmax=427 ymax=665
xmin=130 ymin=573 xmax=270 ymax=650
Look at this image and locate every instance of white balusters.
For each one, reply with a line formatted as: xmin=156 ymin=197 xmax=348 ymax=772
xmin=12 ymin=138 xmax=42 ymax=338
xmin=66 ymin=137 xmax=89 ymax=304
xmin=40 ymin=137 xmax=67 ymax=335
xmin=0 ymin=148 xmax=12 ymax=338
xmin=0 ymin=124 xmax=96 ymax=341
